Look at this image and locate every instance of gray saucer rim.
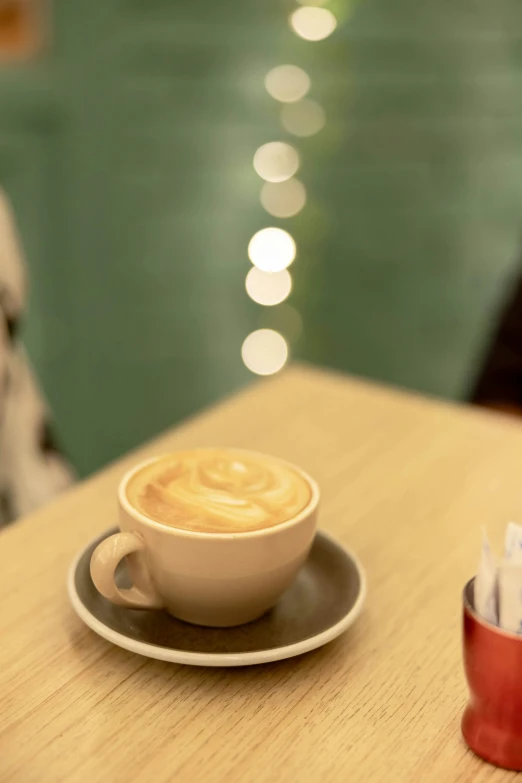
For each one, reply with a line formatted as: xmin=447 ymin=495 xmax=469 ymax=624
xmin=67 ymin=530 xmax=366 ymax=667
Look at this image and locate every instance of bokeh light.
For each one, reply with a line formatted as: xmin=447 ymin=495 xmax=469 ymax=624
xmin=264 ymin=65 xmax=311 ymax=103
xmin=248 ymin=228 xmax=296 ymax=272
xmin=241 ymin=329 xmax=289 ymax=375
xmin=245 ymin=268 xmax=292 ymax=306
xmin=253 ymin=142 xmax=299 ymax=183
xmin=289 ymin=7 xmax=337 ymax=41
xmin=260 ymin=178 xmax=306 ymax=218
xmin=281 ymin=100 xmax=326 ymax=137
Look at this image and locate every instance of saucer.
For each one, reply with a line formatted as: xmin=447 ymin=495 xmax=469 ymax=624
xmin=68 ymin=528 xmax=366 ymax=667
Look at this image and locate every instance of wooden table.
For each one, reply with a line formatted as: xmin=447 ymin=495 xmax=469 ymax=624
xmin=1 ymin=365 xmax=521 ymax=782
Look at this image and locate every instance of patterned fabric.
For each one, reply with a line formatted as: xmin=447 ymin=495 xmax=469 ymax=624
xmin=0 ymin=190 xmax=74 ymax=526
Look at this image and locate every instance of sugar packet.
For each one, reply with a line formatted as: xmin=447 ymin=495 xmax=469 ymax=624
xmin=504 ymin=521 xmax=522 ymax=563
xmin=499 ymin=522 xmax=522 ymax=633
xmin=475 ymin=529 xmax=498 ymax=625
xmin=475 ymin=522 xmax=522 ymax=632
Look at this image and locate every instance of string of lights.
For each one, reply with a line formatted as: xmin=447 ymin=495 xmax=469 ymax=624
xmin=242 ymin=0 xmax=337 ymax=376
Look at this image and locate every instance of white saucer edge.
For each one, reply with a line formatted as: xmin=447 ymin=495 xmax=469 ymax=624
xmin=67 ymin=530 xmax=367 ymax=668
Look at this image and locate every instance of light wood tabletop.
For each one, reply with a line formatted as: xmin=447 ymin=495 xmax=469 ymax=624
xmin=1 ymin=364 xmax=521 ymax=782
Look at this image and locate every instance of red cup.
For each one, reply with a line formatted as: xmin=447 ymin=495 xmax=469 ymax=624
xmin=462 ymin=577 xmax=522 ymax=770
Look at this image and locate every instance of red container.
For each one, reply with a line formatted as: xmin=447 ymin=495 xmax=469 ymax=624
xmin=462 ymin=577 xmax=522 ymax=770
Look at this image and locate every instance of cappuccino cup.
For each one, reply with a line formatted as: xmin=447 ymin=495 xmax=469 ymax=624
xmin=90 ymin=448 xmax=319 ymax=627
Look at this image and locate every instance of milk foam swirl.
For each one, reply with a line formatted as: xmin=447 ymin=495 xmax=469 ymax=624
xmin=126 ymin=449 xmax=312 ymax=533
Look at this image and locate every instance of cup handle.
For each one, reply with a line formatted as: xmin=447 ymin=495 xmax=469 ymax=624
xmin=90 ymin=531 xmax=163 ymax=609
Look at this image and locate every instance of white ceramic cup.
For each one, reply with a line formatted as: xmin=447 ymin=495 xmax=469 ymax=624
xmin=90 ymin=452 xmax=320 ymax=627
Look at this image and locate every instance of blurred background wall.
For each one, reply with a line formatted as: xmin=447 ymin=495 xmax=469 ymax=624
xmin=1 ymin=0 xmax=521 ymax=476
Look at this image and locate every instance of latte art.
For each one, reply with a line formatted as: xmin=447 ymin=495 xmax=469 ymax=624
xmin=126 ymin=449 xmax=312 ymax=533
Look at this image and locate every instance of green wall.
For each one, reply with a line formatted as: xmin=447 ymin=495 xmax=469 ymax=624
xmin=0 ymin=0 xmax=521 ymax=476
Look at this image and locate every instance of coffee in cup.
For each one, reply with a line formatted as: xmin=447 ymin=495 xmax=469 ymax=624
xmin=125 ymin=449 xmax=312 ymax=534
xmin=90 ymin=449 xmax=319 ymax=627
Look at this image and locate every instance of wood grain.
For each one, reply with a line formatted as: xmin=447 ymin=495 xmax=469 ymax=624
xmin=1 ymin=364 xmax=521 ymax=782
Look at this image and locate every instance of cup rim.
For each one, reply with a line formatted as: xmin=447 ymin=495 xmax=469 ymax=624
xmin=463 ymin=576 xmax=522 ymax=641
xmin=118 ymin=448 xmax=320 ymax=539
